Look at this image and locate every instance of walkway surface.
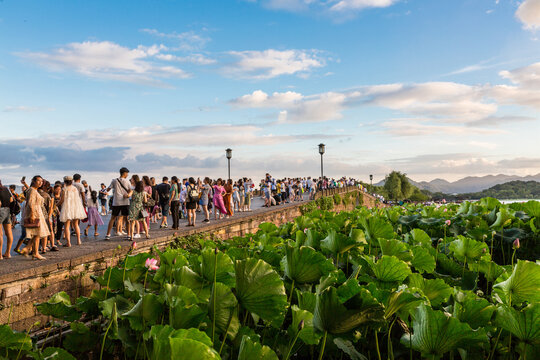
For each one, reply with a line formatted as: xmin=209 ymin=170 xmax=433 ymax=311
xmin=0 ymin=195 xmax=309 ymax=276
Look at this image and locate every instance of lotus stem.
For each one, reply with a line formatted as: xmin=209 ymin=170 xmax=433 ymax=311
xmin=41 ymin=326 xmax=53 ymax=351
xmin=212 ymin=249 xmax=218 ymax=344
xmin=388 ymin=317 xmax=396 ymax=360
xmin=511 ymin=248 xmax=516 ymax=269
xmin=16 ymin=322 xmax=36 ymax=360
xmin=318 ymin=331 xmax=328 ymax=360
xmin=100 ymin=311 xmax=114 ymax=360
xmin=285 ymin=329 xmax=301 ymax=360
xmin=219 ymin=313 xmax=234 ymax=355
xmin=488 ymin=328 xmax=503 ymax=360
xmin=375 ymin=330 xmax=382 ymax=360
xmin=288 ymin=280 xmax=295 ymax=307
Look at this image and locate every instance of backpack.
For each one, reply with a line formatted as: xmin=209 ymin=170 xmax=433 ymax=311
xmin=187 ymin=185 xmax=199 ymax=202
xmin=10 ymin=200 xmax=21 ymax=216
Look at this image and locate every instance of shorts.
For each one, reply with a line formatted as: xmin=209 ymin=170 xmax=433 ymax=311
xmin=111 ymin=205 xmax=129 ymax=217
xmin=0 ymin=208 xmax=11 ymax=225
xmin=160 ymin=202 xmax=170 ymax=216
xmin=100 ymin=199 xmax=107 ymax=207
xmin=244 ymin=194 xmax=251 ymax=206
xmin=186 ymin=201 xmax=197 ymax=210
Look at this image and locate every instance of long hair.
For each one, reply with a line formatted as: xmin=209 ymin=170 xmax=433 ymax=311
xmin=143 ymin=175 xmax=151 ymax=187
xmin=91 ymin=190 xmax=98 ymax=204
xmin=135 ymin=180 xmax=144 ymax=193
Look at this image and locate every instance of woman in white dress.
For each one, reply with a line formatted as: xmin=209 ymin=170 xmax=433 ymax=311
xmin=21 ymin=175 xmax=49 ymax=260
xmin=58 ymin=176 xmax=87 ymax=247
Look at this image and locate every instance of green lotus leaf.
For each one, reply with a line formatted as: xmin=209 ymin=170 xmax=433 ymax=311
xmin=99 ymin=295 xmax=133 ymax=320
xmin=321 ymin=229 xmax=359 ymax=255
xmin=123 ymin=252 xmax=152 ymax=270
xmin=494 ymin=303 xmax=540 ymax=345
xmin=384 ymin=287 xmax=424 ymax=319
xmin=96 ymin=267 xmax=125 ymax=291
xmin=0 ymin=325 xmax=32 ymax=351
xmin=401 ymin=304 xmax=488 ymax=357
xmin=489 ymin=208 xmax=513 ymax=229
xmin=173 ymin=266 xmax=211 ymax=301
xmin=492 ymin=260 xmax=540 ymax=305
xmin=522 ymin=200 xmax=540 ymax=218
xmin=378 ymin=238 xmax=411 ymax=261
xmin=149 ymin=326 xmax=220 ymax=360
xmin=419 ymin=217 xmax=442 ymax=227
xmin=452 ymin=290 xmax=495 ymax=329
xmin=165 ymin=284 xmax=206 ymax=329
xmin=334 ymin=338 xmax=368 ymax=360
xmin=371 ymin=255 xmax=411 ymax=283
xmin=296 ymin=290 xmax=317 ymax=313
xmin=259 ymin=222 xmax=279 ymax=234
xmin=449 ymin=236 xmax=488 ymax=263
xmin=304 ymin=228 xmax=322 ymax=249
xmin=408 ymin=273 xmax=453 ymax=307
xmin=200 ymin=248 xmax=235 ymax=287
xmin=40 ymin=347 xmax=77 ymax=360
xmin=350 ymin=228 xmax=367 ymax=245
xmin=409 ymin=228 xmax=432 ymax=246
xmin=468 ymin=259 xmax=505 ymax=283
xmin=36 ymin=291 xmax=82 ymax=322
xmin=169 ymin=334 xmax=221 ymax=360
xmin=235 ymin=258 xmax=288 ymax=328
xmin=398 ymin=215 xmax=420 ymax=227
xmin=359 ymin=216 xmax=394 ymax=243
xmin=288 ymin=305 xmax=322 ymax=345
xmin=313 ymin=286 xmax=384 ymax=334
xmin=237 ymin=335 xmax=278 ymax=360
xmin=457 ymin=201 xmax=471 ymax=215
xmin=411 ymin=246 xmax=436 ymax=274
xmin=281 ymin=245 xmax=335 ymax=284
xmin=479 ymin=197 xmax=501 ymax=210
xmin=208 ymin=282 xmax=240 ymax=339
xmin=122 ymin=293 xmax=163 ymax=331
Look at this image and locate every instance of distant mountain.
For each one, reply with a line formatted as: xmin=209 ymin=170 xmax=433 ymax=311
xmin=461 ymin=180 xmax=540 ymax=200
xmin=376 ymin=173 xmax=540 ymax=194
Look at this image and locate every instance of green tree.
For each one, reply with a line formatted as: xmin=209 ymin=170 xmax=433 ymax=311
xmin=384 ymin=171 xmax=414 ymax=201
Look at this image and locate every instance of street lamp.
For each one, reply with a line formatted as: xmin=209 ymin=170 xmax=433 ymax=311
xmin=369 ymin=174 xmax=373 ymax=193
xmin=318 ymin=143 xmax=325 ymax=180
xmin=225 ymin=148 xmax=232 ymax=180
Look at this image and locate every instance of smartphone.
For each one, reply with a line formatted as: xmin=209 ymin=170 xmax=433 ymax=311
xmin=21 ymin=176 xmax=26 ymax=182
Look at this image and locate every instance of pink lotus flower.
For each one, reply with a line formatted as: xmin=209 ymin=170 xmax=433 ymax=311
xmin=513 ymin=238 xmax=520 ymax=249
xmin=304 ymin=228 xmax=308 ymax=234
xmin=131 ymin=242 xmax=137 ymax=250
xmin=145 ymin=258 xmax=159 ymax=271
xmin=445 ymin=220 xmax=451 ymax=226
xmin=443 ymin=208 xmax=448 ymax=212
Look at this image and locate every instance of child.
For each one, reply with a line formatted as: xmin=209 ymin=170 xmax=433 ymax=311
xmin=85 ymin=190 xmax=104 ymax=237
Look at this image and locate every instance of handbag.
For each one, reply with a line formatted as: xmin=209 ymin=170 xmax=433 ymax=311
xmin=140 ymin=209 xmax=149 ymax=218
xmin=144 ymin=198 xmax=156 ymax=207
xmin=23 ymin=217 xmax=40 ymax=228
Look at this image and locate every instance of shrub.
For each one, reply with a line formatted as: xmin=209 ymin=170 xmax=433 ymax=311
xmin=333 ymin=193 xmax=342 ymax=205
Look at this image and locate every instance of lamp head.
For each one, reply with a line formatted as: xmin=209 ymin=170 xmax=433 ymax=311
xmin=370 ymin=174 xmax=373 ymax=181
xmin=318 ymin=143 xmax=325 ymax=155
xmin=225 ymin=148 xmax=232 ymax=159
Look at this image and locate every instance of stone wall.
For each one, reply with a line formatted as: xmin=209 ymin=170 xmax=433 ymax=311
xmin=0 ymin=187 xmax=379 ymax=331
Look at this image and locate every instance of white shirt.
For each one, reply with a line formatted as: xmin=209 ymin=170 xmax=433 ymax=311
xmin=109 ymin=178 xmax=131 ymax=206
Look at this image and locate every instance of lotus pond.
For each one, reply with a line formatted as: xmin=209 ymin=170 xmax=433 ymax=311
xmin=2 ymin=197 xmax=539 ymax=360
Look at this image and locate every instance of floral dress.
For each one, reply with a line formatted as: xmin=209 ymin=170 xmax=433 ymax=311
xmin=25 ymin=188 xmax=50 ymax=238
xmin=128 ymin=191 xmax=145 ymax=221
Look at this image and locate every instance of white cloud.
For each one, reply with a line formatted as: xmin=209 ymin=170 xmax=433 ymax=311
xmin=516 ymin=0 xmax=540 ymax=30
xmin=140 ymin=28 xmax=210 ymax=51
xmin=3 ymin=106 xmax=55 ymax=113
xmin=231 ymin=90 xmax=303 ymax=108
xmin=255 ymin=0 xmax=399 ymax=16
xmin=155 ymin=53 xmax=216 ymax=65
xmin=380 ymin=120 xmax=502 ymax=137
xmin=225 ymin=49 xmax=325 ymax=79
xmin=499 ymin=61 xmax=540 ymax=87
xmin=16 ymin=41 xmax=190 ymax=86
xmin=330 ymin=0 xmax=399 ymax=12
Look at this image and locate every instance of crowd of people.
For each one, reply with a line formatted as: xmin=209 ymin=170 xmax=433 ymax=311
xmin=0 ymin=167 xmax=370 ymax=261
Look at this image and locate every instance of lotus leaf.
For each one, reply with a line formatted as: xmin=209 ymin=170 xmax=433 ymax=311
xmin=479 ymin=197 xmax=501 ymax=210
xmin=378 ymin=238 xmax=412 ymax=261
xmin=370 ymin=255 xmax=411 ymax=283
xmin=123 ymin=293 xmax=163 ymax=331
xmin=237 ymin=335 xmax=278 ymax=360
xmin=411 ymin=246 xmax=436 ymax=274
xmin=492 ymin=260 xmax=540 ymax=305
xmin=334 ymin=338 xmax=368 ymax=360
xmin=200 ymin=248 xmax=235 ymax=287
xmin=62 ymin=322 xmax=98 ymax=354
xmin=235 ymin=258 xmax=288 ymax=328
xmin=313 ymin=286 xmax=384 ymax=334
xmin=165 ymin=284 xmax=206 ymax=329
xmin=208 ymin=282 xmax=240 ymax=339
xmin=96 ymin=267 xmax=125 ymax=291
xmin=296 ymin=289 xmax=317 ymax=313
xmin=0 ymin=325 xmax=32 ymax=351
xmin=154 ymin=249 xmax=188 ymax=284
xmin=282 ymin=245 xmax=334 ymax=284
xmin=359 ymin=216 xmax=394 ymax=243
xmin=398 ymin=215 xmax=420 ymax=227
xmin=401 ymin=304 xmax=488 ymax=357
xmin=40 ymin=347 xmax=77 ymax=360
xmin=321 ymin=229 xmax=359 ymax=255
xmin=173 ymin=266 xmax=211 ymax=301
xmin=494 ymin=303 xmax=540 ymax=345
xmin=408 ymin=273 xmax=453 ymax=307
xmin=409 ymin=228 xmax=432 ymax=246
xmin=449 ymin=236 xmax=488 ymax=263
xmin=36 ymin=291 xmax=82 ymax=322
xmin=384 ymin=287 xmax=424 ymax=319
xmin=452 ymin=291 xmax=495 ymax=329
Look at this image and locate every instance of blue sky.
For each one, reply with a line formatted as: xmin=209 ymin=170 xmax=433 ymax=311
xmin=1 ymin=0 xmax=539 ymax=186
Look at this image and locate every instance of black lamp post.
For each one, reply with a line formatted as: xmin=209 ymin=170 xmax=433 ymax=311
xmin=369 ymin=174 xmax=373 ymax=193
xmin=225 ymin=148 xmax=232 ymax=180
xmin=318 ymin=143 xmax=325 ymax=180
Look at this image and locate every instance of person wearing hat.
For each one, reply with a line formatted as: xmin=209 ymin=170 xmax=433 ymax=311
xmin=57 ymin=175 xmax=87 ymax=246
xmin=105 ymin=167 xmax=132 ymax=240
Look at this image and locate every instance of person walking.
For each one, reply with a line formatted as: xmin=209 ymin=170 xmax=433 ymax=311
xmin=105 ymin=167 xmax=132 ymax=240
xmin=185 ymin=177 xmax=199 ymax=226
xmin=199 ymin=177 xmax=212 ymax=222
xmin=128 ymin=181 xmax=149 ymax=240
xmin=38 ymin=180 xmax=55 ymax=252
xmin=0 ymin=180 xmax=14 ymax=259
xmin=20 ymin=176 xmax=49 ymax=260
xmin=99 ymin=184 xmax=109 ymax=215
xmin=85 ymin=190 xmax=104 ymax=237
xmin=224 ymin=179 xmax=234 ymax=217
xmin=58 ymin=176 xmax=86 ymax=246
